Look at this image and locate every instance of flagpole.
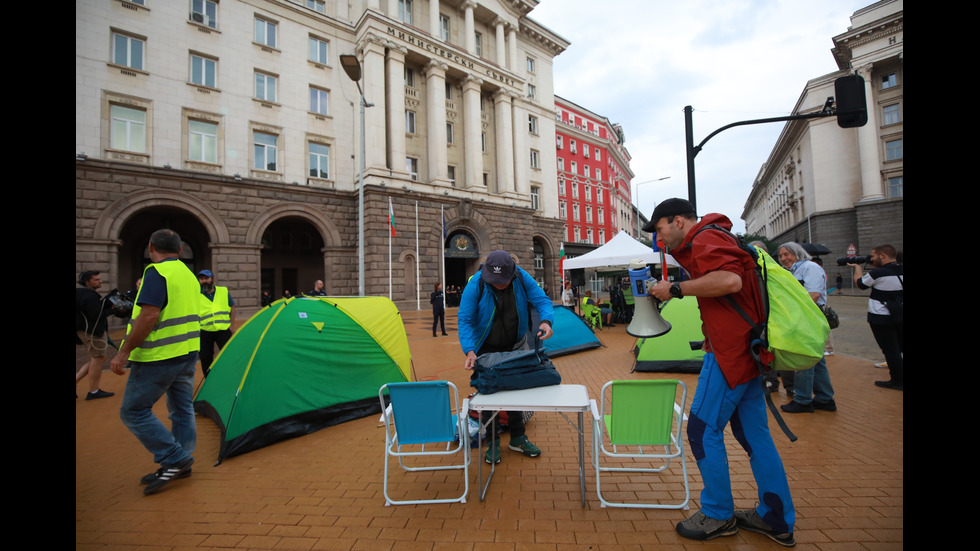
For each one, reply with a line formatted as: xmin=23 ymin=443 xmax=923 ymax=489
xmin=388 ymin=197 xmax=392 ymax=300
xmin=415 ymin=200 xmax=420 ymax=311
xmin=441 ymin=205 xmax=446 ymax=311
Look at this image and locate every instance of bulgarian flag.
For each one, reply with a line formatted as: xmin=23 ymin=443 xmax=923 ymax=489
xmin=559 ymin=241 xmax=566 ymax=282
xmin=388 ymin=197 xmax=397 ymax=237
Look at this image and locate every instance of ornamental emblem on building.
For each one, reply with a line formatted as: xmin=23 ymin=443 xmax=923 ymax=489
xmin=453 ymin=235 xmax=470 ymax=251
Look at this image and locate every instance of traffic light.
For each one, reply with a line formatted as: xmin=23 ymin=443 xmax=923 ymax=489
xmin=835 ymin=75 xmax=867 ymax=128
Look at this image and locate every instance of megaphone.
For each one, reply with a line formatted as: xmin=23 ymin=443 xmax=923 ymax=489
xmin=626 ymin=261 xmax=672 ymax=338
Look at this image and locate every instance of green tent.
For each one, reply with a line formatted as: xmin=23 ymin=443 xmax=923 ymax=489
xmin=194 ymin=296 xmax=411 ymax=461
xmin=633 ymin=297 xmax=705 ymax=373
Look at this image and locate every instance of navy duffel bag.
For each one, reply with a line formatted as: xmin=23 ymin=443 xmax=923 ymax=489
xmin=471 ymin=338 xmax=561 ymax=394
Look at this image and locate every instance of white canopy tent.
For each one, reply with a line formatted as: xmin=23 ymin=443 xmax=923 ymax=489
xmin=563 ymin=230 xmax=679 ymax=271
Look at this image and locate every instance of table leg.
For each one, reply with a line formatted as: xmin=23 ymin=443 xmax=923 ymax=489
xmin=578 ymin=411 xmax=585 ymax=507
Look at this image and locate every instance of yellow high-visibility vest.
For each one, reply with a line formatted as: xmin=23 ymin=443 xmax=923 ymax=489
xmin=200 ymin=286 xmax=232 ymax=332
xmin=125 ymin=260 xmax=201 ymax=362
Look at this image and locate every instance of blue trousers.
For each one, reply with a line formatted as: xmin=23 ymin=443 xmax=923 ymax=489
xmin=120 ymin=353 xmax=198 ymax=467
xmin=688 ymin=353 xmax=795 ymax=532
xmin=793 ymin=356 xmax=834 ymax=405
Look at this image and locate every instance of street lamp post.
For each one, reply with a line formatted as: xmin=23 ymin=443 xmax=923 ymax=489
xmin=340 ymin=54 xmax=374 ymax=297
xmin=632 ymin=176 xmax=671 ymax=237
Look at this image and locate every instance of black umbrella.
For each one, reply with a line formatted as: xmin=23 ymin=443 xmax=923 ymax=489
xmin=801 ymin=243 xmax=831 ymax=256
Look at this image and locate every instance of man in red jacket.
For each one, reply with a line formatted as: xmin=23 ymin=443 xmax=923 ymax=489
xmin=647 ymin=199 xmax=795 ymax=547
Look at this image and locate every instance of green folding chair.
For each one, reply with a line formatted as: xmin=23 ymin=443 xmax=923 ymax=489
xmin=591 ymin=379 xmax=690 ymax=509
xmin=582 ymin=301 xmax=603 ymax=330
xmin=379 ymin=381 xmax=470 ymax=506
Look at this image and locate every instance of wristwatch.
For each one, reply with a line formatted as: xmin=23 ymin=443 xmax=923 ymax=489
xmin=669 ymin=282 xmax=684 ymax=299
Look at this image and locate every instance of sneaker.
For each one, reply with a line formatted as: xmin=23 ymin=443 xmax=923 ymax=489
xmin=143 ymin=457 xmax=194 ymax=495
xmin=675 ymin=511 xmax=738 ymax=541
xmin=85 ymin=389 xmax=114 ymax=400
xmin=874 ymin=380 xmax=903 ymax=391
xmin=140 ymin=467 xmax=193 ymax=485
xmin=484 ymin=442 xmax=501 ymax=464
xmin=734 ymin=508 xmax=796 ymax=547
xmin=813 ymin=399 xmax=837 ymax=412
xmin=765 ymin=381 xmax=779 ymax=393
xmin=508 ymin=435 xmax=541 ymax=457
xmin=780 ymin=401 xmax=814 ymax=413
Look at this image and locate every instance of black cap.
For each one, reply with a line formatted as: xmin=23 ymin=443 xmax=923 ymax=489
xmin=642 ymin=198 xmax=696 ymax=232
xmin=482 ymin=250 xmax=516 ymax=286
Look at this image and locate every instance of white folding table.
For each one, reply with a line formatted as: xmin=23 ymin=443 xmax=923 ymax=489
xmin=468 ymin=384 xmax=591 ymax=506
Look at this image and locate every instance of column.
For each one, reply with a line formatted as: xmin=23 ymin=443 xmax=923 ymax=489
xmin=464 ymin=1 xmax=476 ymax=54
xmin=462 ymin=75 xmax=483 ymax=189
xmin=495 ymin=18 xmax=507 ymax=70
xmin=359 ymin=35 xmax=388 ymax=173
xmin=512 ymin=98 xmax=528 ymax=196
xmin=425 ymin=61 xmax=449 ymax=185
xmin=856 ymin=64 xmax=883 ymax=201
xmin=430 ymin=0 xmax=441 ymax=39
xmin=385 ymin=45 xmax=407 ymax=175
xmin=508 ymin=25 xmax=518 ymax=74
xmin=494 ymin=90 xmax=515 ymax=195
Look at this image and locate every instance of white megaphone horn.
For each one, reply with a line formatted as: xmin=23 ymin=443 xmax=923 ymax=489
xmin=626 ymin=260 xmax=672 ymax=338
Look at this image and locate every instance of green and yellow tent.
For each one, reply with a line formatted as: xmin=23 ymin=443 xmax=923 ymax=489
xmin=194 ymin=296 xmax=411 ymax=461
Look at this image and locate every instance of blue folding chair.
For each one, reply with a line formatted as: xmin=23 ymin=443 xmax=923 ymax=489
xmin=379 ymin=381 xmax=470 ymax=505
xmin=591 ymin=379 xmax=690 ymax=509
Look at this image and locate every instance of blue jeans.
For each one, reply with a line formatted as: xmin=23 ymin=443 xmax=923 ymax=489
xmin=792 ymin=357 xmax=834 ymax=405
xmin=688 ymin=353 xmax=795 ymax=532
xmin=120 ymin=353 xmax=198 ymax=466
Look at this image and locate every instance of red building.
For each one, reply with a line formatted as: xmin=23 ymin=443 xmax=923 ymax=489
xmin=554 ymin=96 xmax=634 ymax=254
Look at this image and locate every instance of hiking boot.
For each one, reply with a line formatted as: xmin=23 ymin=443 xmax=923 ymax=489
xmin=140 ymin=467 xmax=193 ymax=485
xmin=780 ymin=401 xmax=814 ymax=413
xmin=734 ymin=508 xmax=796 ymax=547
xmin=143 ymin=457 xmax=194 ymax=495
xmin=875 ymin=380 xmax=903 ymax=391
xmin=85 ymin=389 xmax=114 ymax=400
xmin=508 ymin=435 xmax=541 ymax=457
xmin=484 ymin=442 xmax=501 ymax=464
xmin=675 ymin=510 xmax=738 ymax=541
xmin=813 ymin=399 xmax=837 ymax=411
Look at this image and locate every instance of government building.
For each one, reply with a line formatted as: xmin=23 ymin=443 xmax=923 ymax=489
xmin=741 ymin=0 xmax=903 ymax=274
xmin=76 ymin=0 xmax=570 ymax=312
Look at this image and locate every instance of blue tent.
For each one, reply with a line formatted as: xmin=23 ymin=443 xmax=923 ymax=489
xmin=543 ymin=306 xmax=603 ymax=357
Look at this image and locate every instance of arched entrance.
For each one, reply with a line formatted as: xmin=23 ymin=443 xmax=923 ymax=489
xmin=116 ymin=207 xmax=210 ymax=291
xmin=260 ymin=217 xmax=326 ymax=298
xmin=444 ymin=230 xmax=480 ymax=291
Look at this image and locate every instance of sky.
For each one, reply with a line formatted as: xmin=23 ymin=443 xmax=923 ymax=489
xmin=529 ymin=0 xmax=870 ymax=234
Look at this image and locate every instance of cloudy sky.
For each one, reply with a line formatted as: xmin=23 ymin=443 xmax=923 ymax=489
xmin=530 ymin=0 xmax=870 ymax=233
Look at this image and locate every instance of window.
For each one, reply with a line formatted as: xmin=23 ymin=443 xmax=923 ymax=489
xmin=560 ymin=201 xmax=566 ymax=218
xmin=406 ymin=110 xmax=416 ymax=133
xmin=112 ymin=31 xmax=144 ymax=70
xmin=597 ymin=189 xmax=603 ymax=204
xmin=587 ymin=229 xmax=593 ymax=243
xmin=570 ymin=140 xmax=577 ymax=154
xmin=530 ymin=149 xmax=540 ymax=168
xmin=885 ymin=138 xmax=903 ymax=161
xmin=188 ymin=120 xmax=217 ymax=163
xmin=404 ymin=66 xmax=415 ymax=87
xmin=399 ymin=0 xmax=413 ymax=24
xmin=883 ymin=104 xmax=901 ymax=125
xmin=531 ymin=186 xmax=540 ymax=210
xmin=253 ymin=131 xmax=278 ymax=171
xmin=190 ymin=0 xmax=218 ymax=28
xmin=526 ymin=57 xmax=535 ymax=73
xmin=595 ymin=168 xmax=602 ymax=181
xmin=570 ymin=161 xmax=577 ymax=174
xmin=254 ymin=17 xmax=277 ymax=48
xmin=881 ymin=72 xmax=897 ymax=90
xmin=406 ymin=157 xmax=419 ymax=181
xmin=306 ymin=0 xmax=326 ymax=13
xmin=888 ymin=175 xmax=903 ymax=197
xmin=584 ymin=166 xmax=590 ymax=178
xmin=573 ymin=228 xmax=580 ymax=242
xmin=573 ymin=204 xmax=579 ymax=221
xmin=445 ymin=81 xmax=452 ymax=100
xmin=309 ymin=37 xmax=329 ymax=64
xmin=595 ymin=149 xmax=601 ymax=161
xmin=526 ymin=83 xmax=536 ymax=99
xmin=585 ymin=184 xmax=591 ymax=200
xmin=448 ymin=165 xmax=456 ymax=187
xmin=447 ymin=122 xmax=454 ymax=144
xmin=572 ymin=182 xmax=579 ymax=198
xmin=309 ymin=87 xmax=329 ymax=115
xmin=474 ymin=31 xmax=482 ymax=56
xmin=528 ymin=115 xmax=538 ymax=134
xmin=110 ymin=105 xmax=146 ymax=152
xmin=557 ymin=158 xmax=564 ymax=171
xmin=558 ymin=178 xmax=565 ymax=195
xmin=440 ymin=14 xmax=450 ymax=41
xmin=534 ymin=252 xmax=544 ymax=269
xmin=309 ymin=142 xmax=330 ymax=178
xmin=190 ymin=54 xmax=216 ymax=88
xmin=255 ymin=71 xmax=277 ymax=102
xmin=583 ymin=144 xmax=590 ymax=158
xmin=586 ymin=206 xmax=593 ymax=223
xmin=598 ymin=207 xmax=604 ymax=224
xmin=481 ymin=132 xmax=487 ymax=152
xmin=599 ymin=229 xmax=605 ymax=244
xmin=556 ymin=135 xmax=563 ymax=149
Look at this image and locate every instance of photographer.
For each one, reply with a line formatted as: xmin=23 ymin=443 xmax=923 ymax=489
xmin=850 ymin=245 xmax=903 ymax=390
xmin=76 ymin=271 xmax=113 ymax=400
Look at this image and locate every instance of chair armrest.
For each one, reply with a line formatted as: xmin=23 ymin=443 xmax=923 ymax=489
xmin=589 ymin=399 xmax=600 ymax=421
xmin=379 ymin=403 xmax=393 ymax=423
xmin=673 ymin=402 xmax=688 ymax=421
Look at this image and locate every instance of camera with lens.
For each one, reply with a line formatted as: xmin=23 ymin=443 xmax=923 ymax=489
xmin=836 ymin=255 xmax=872 ymax=266
xmin=103 ymin=288 xmax=134 ymax=319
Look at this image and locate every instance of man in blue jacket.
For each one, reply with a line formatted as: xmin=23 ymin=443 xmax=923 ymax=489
xmin=459 ymin=250 xmax=554 ymax=464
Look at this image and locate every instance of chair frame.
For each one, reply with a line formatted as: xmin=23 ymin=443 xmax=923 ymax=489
xmin=378 ymin=381 xmax=470 ymax=506
xmin=591 ymin=379 xmax=690 ymax=509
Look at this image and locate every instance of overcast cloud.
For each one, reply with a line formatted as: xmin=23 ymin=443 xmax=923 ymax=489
xmin=530 ymin=0 xmax=870 ymax=233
